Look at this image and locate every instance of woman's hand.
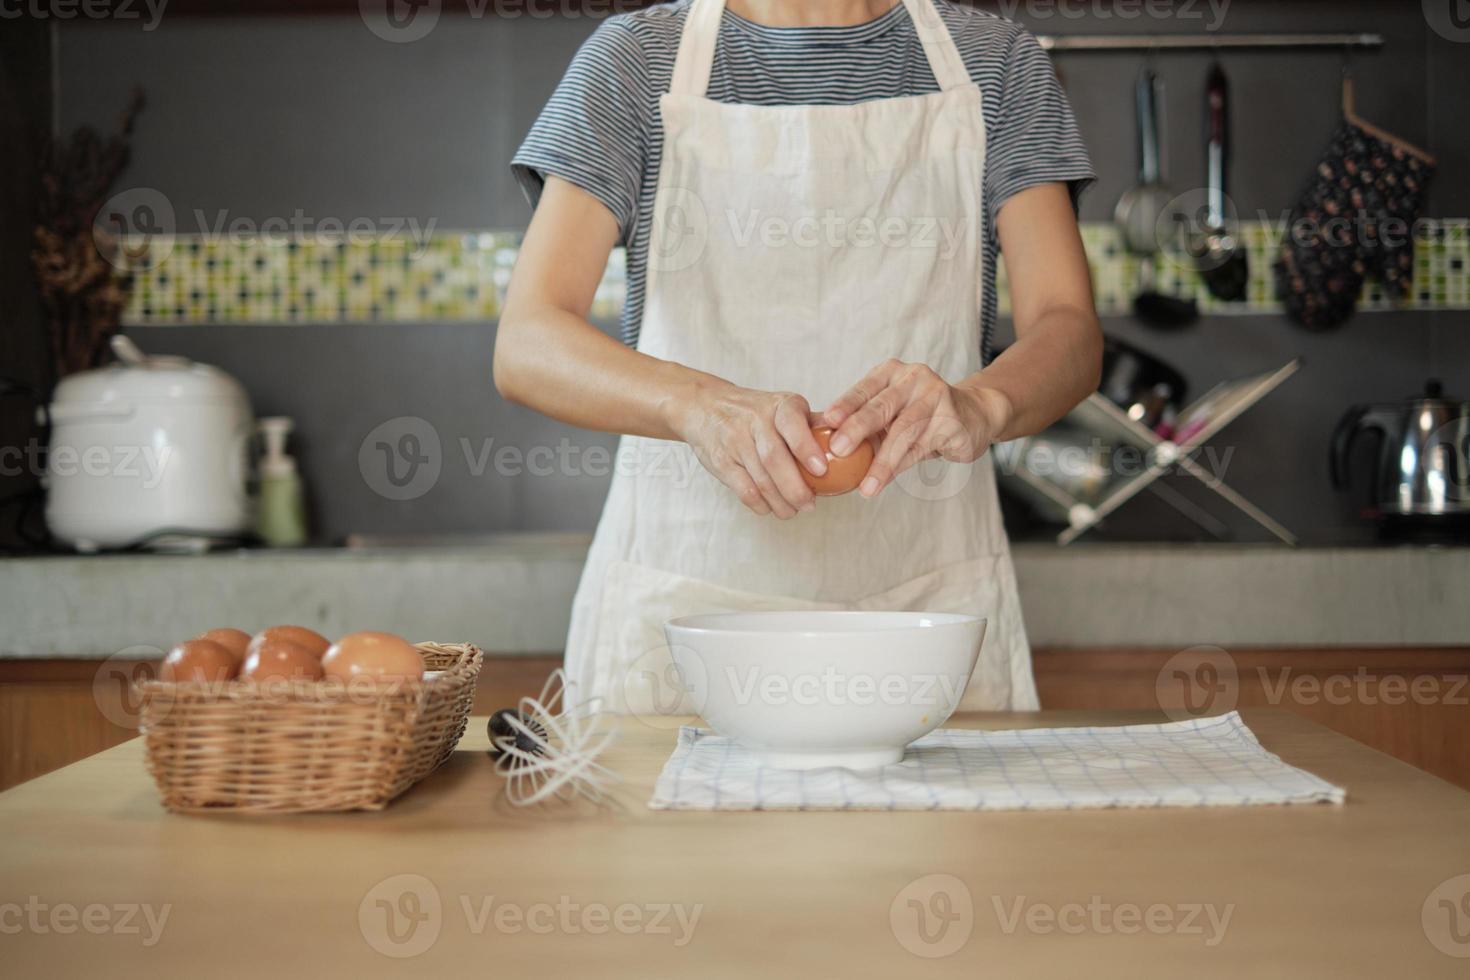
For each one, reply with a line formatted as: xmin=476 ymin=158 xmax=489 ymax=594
xmin=672 ymin=383 xmax=828 ymax=519
xmin=822 ymin=359 xmax=1013 ymax=498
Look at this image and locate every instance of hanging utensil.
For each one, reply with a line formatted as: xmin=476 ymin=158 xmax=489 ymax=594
xmin=1114 ymin=66 xmax=1172 ymax=254
xmin=1193 ymin=61 xmax=1249 ymax=301
xmin=1114 ymin=66 xmax=1198 ymax=329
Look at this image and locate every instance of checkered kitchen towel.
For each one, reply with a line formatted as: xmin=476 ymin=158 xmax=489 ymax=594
xmin=648 ymin=712 xmax=1346 ymax=811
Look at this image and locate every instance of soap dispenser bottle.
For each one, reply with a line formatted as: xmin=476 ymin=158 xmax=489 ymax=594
xmin=256 ymin=416 xmax=307 ymax=547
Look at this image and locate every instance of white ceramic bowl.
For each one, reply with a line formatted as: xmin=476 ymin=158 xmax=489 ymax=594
xmin=663 ymin=611 xmax=985 ymax=771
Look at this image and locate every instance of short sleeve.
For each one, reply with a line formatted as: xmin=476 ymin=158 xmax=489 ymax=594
xmin=985 ymin=28 xmax=1095 ymax=222
xmin=511 ymin=21 xmax=653 ymax=243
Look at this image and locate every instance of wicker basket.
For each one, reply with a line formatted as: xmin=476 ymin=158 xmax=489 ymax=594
xmin=136 ymin=642 xmax=482 ymax=814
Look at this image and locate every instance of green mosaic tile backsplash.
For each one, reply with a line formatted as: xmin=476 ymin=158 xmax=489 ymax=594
xmin=118 ymin=220 xmax=1468 ymax=326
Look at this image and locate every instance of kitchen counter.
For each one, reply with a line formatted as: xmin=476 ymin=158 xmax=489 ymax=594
xmin=1 ymin=709 xmax=1467 ymax=977
xmin=1 ymin=536 xmax=1466 ymax=656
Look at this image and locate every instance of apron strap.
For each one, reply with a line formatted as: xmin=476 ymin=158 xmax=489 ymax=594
xmin=669 ymin=0 xmax=727 ymax=98
xmin=902 ymin=0 xmax=973 ymax=92
xmin=669 ymin=0 xmax=974 ymax=98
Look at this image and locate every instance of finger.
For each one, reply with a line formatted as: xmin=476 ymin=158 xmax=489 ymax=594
xmin=740 ymin=443 xmax=799 ymax=519
xmin=860 ymin=408 xmax=928 ymax=497
xmin=755 ymin=425 xmax=815 ymax=513
xmin=718 ymin=464 xmax=771 ymax=516
xmin=822 ymin=359 xmax=900 ymax=429
xmin=775 ymin=397 xmax=827 ymax=477
xmin=830 ymin=382 xmax=904 ymax=457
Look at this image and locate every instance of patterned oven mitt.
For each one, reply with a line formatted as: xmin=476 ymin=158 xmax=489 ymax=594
xmin=1274 ymin=121 xmax=1434 ymax=330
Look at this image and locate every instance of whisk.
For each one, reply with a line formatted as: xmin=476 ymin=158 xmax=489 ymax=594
xmin=488 ymin=669 xmax=620 ymax=806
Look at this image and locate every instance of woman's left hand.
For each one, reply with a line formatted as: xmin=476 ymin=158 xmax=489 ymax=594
xmin=821 ymin=359 xmax=1012 ymax=498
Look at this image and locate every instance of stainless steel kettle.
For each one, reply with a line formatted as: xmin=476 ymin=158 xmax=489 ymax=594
xmin=1330 ymin=380 xmax=1470 ymax=517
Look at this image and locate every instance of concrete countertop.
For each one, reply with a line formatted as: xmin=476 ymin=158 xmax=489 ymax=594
xmin=1 ymin=534 xmax=1465 ymax=658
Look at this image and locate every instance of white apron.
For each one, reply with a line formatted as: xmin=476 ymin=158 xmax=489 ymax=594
xmin=564 ymin=0 xmax=1039 ymax=714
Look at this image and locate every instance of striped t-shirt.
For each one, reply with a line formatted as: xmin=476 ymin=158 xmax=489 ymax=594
xmin=512 ymin=0 xmax=1094 ymax=360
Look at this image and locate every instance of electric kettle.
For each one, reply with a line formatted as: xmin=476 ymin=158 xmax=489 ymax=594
xmin=1330 ymin=379 xmax=1470 ymax=519
xmin=42 ymin=336 xmax=255 ymax=552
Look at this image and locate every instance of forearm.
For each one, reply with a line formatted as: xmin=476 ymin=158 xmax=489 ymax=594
xmin=957 ymin=301 xmax=1102 ymax=442
xmin=493 ymin=304 xmax=722 ymax=441
xmin=493 ymin=175 xmax=732 ymax=441
xmin=961 ymin=181 xmax=1104 ymax=443
xmin=495 ymin=277 xmax=828 ymax=519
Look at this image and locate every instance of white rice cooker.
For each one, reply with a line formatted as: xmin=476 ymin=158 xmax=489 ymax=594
xmin=43 ymin=336 xmax=254 ymax=552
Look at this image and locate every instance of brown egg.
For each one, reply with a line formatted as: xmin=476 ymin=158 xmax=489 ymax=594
xmin=802 ymin=426 xmax=877 ymax=497
xmin=321 ymin=632 xmax=424 ymax=682
xmin=193 ymin=628 xmax=251 ymax=665
xmin=159 ymin=639 xmax=238 ymax=683
xmin=248 ymin=625 xmax=330 ymax=659
xmin=241 ymin=638 xmax=324 ymax=682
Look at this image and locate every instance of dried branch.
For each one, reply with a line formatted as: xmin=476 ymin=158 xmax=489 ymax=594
xmin=31 ymin=88 xmax=146 ymax=379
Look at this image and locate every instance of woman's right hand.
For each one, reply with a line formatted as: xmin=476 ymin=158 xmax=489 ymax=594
xmin=671 ymin=384 xmax=829 ymax=518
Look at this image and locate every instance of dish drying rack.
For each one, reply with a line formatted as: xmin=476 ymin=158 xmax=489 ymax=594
xmin=999 ymin=359 xmax=1301 ymax=546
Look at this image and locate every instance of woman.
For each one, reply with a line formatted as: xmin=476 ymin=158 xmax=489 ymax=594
xmin=496 ymin=0 xmax=1100 ymax=714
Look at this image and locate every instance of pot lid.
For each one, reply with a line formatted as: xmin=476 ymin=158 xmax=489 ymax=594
xmin=51 ymin=357 xmax=249 ymax=407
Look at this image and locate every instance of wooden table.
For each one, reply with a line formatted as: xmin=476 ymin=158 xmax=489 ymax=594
xmin=2 ymin=710 xmax=1468 ymax=978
